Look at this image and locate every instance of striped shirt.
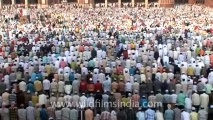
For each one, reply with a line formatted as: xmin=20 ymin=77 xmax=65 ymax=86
xmin=9 ymin=94 xmax=16 ymax=104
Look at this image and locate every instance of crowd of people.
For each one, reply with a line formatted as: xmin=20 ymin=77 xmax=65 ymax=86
xmin=0 ymin=3 xmax=212 ymax=120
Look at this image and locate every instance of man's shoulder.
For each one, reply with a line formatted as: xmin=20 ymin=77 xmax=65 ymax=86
xmin=70 ymin=109 xmax=77 ymax=112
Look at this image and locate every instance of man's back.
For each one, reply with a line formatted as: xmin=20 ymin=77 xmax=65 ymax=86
xmin=100 ymin=111 xmax=111 ymax=120
xmin=136 ymin=111 xmax=145 ymax=120
xmin=85 ymin=109 xmax=93 ymax=120
xmin=164 ymin=109 xmax=174 ymax=120
xmin=40 ymin=108 xmax=48 ymax=120
xmin=200 ymin=93 xmax=209 ymax=108
xmin=117 ymin=110 xmax=127 ymax=120
xmin=18 ymin=108 xmax=27 ymax=120
xmin=61 ymin=107 xmax=70 ymax=120
xmin=198 ymin=109 xmax=208 ymax=120
xmin=26 ymin=106 xmax=35 ymax=120
xmin=55 ymin=110 xmax=62 ymax=120
xmin=190 ymin=112 xmax=198 ymax=120
xmin=0 ymin=82 xmax=6 ymax=94
xmin=177 ymin=93 xmax=185 ymax=106
xmin=70 ymin=109 xmax=78 ymax=120
xmin=173 ymin=108 xmax=181 ymax=120
xmin=181 ymin=111 xmax=190 ymax=120
xmin=145 ymin=108 xmax=155 ymax=120
xmin=192 ymin=93 xmax=200 ymax=106
xmin=155 ymin=111 xmax=163 ymax=120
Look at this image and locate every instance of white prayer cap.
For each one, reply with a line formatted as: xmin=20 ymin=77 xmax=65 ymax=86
xmin=192 ymin=107 xmax=195 ymax=111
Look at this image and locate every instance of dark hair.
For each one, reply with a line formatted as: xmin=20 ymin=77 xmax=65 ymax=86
xmin=20 ymin=104 xmax=25 ymax=108
xmin=42 ymin=104 xmax=46 ymax=108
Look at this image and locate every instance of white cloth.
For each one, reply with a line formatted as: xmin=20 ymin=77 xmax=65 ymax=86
xmin=80 ymin=95 xmax=87 ymax=108
xmin=181 ymin=111 xmax=190 ymax=120
xmin=19 ymin=81 xmax=26 ymax=92
xmin=200 ymin=93 xmax=209 ymax=110
xmin=155 ymin=111 xmax=164 ymax=120
xmin=39 ymin=94 xmax=47 ymax=105
xmin=185 ymin=98 xmax=192 ymax=110
xmin=58 ymin=81 xmax=65 ymax=93
xmin=171 ymin=94 xmax=177 ymax=104
xmin=43 ymin=79 xmax=51 ymax=90
xmin=64 ymin=85 xmax=72 ymax=95
xmin=125 ymin=82 xmax=132 ymax=92
xmin=136 ymin=111 xmax=145 ymax=120
xmin=87 ymin=97 xmax=94 ymax=108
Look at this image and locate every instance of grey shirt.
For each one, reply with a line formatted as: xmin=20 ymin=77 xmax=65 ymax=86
xmin=156 ymin=93 xmax=164 ymax=103
xmin=18 ymin=108 xmax=27 ymax=120
xmin=61 ymin=107 xmax=70 ymax=120
xmin=0 ymin=108 xmax=9 ymax=120
xmin=26 ymin=106 xmax=35 ymax=120
xmin=72 ymin=80 xmax=80 ymax=93
xmin=9 ymin=73 xmax=16 ymax=82
xmin=198 ymin=109 xmax=208 ymax=120
xmin=55 ymin=110 xmax=62 ymax=120
xmin=163 ymin=94 xmax=171 ymax=103
xmin=70 ymin=109 xmax=78 ymax=120
xmin=173 ymin=108 xmax=181 ymax=120
xmin=197 ymin=82 xmax=205 ymax=92
xmin=194 ymin=67 xmax=201 ymax=76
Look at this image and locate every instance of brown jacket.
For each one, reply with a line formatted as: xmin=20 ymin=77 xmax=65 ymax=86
xmin=114 ymin=92 xmax=122 ymax=107
xmin=118 ymin=81 xmax=125 ymax=93
xmin=132 ymin=94 xmax=140 ymax=107
xmin=111 ymin=82 xmax=118 ymax=92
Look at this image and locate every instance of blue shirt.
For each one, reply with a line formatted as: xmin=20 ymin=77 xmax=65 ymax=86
xmin=129 ymin=67 xmax=136 ymax=75
xmin=103 ymin=80 xmax=111 ymax=92
xmin=164 ymin=109 xmax=174 ymax=120
xmin=56 ymin=47 xmax=60 ymax=54
xmin=42 ymin=56 xmax=48 ymax=64
xmin=36 ymin=73 xmax=43 ymax=81
xmin=102 ymin=45 xmax=107 ymax=51
xmin=61 ymin=35 xmax=65 ymax=41
xmin=31 ymin=73 xmax=36 ymax=82
xmin=115 ymin=46 xmax=120 ymax=54
xmin=139 ymin=98 xmax=148 ymax=108
xmin=136 ymin=111 xmax=145 ymax=120
xmin=40 ymin=108 xmax=48 ymax=120
xmin=88 ymin=60 xmax=95 ymax=67
xmin=69 ymin=73 xmax=75 ymax=82
xmin=55 ymin=54 xmax=60 ymax=58
xmin=145 ymin=108 xmax=155 ymax=120
xmin=27 ymin=82 xmax=35 ymax=93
